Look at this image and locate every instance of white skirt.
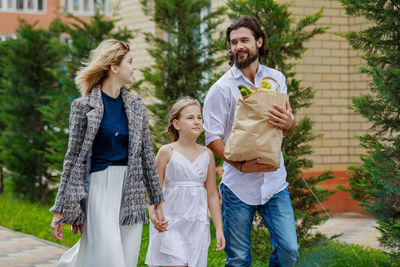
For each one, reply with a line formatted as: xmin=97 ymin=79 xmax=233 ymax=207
xmin=58 ymin=166 xmax=143 ymax=267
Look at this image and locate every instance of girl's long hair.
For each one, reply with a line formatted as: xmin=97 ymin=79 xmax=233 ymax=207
xmin=75 ymin=39 xmax=130 ymax=95
xmin=167 ymin=97 xmax=201 ymax=142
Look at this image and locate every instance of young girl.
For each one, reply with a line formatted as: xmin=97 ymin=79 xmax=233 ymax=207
xmin=50 ymin=39 xmax=165 ymax=267
xmin=145 ymin=97 xmax=225 ymax=267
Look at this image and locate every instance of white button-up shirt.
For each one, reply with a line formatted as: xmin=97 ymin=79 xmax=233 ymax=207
xmin=203 ymin=63 xmax=289 ymax=205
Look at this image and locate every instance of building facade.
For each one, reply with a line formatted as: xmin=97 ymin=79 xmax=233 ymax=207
xmin=0 ymin=0 xmax=111 ymax=38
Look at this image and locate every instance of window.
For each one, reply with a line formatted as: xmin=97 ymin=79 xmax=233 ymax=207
xmin=72 ymin=0 xmax=79 ymax=11
xmin=83 ymin=0 xmax=88 ymax=11
xmin=0 ymin=34 xmax=16 ymax=41
xmin=16 ymin=0 xmax=23 ymax=10
xmin=7 ymin=0 xmax=13 ymax=9
xmin=0 ymin=0 xmax=46 ymax=12
xmin=27 ymin=0 xmax=34 ymax=9
xmin=61 ymin=0 xmax=111 ymax=16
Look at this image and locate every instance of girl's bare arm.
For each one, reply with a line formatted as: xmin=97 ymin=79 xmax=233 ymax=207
xmin=205 ymin=148 xmax=225 ymax=251
xmin=148 ymin=145 xmax=170 ymax=232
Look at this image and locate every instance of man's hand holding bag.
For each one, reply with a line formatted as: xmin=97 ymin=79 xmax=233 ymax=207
xmin=224 ymin=77 xmax=289 ymax=168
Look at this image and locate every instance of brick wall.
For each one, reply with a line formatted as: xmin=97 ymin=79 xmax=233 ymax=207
xmin=277 ymin=0 xmax=371 ymax=172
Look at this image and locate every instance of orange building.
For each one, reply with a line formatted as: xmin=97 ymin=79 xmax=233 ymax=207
xmin=0 ymin=0 xmax=111 ymax=37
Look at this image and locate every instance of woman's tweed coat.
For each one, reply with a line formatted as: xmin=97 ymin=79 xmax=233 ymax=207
xmin=50 ymin=85 xmax=163 ymax=226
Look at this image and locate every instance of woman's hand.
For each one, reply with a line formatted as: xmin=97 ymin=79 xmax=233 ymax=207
xmin=153 ymin=204 xmax=168 ymax=232
xmin=215 ymin=228 xmax=226 ymax=251
xmin=149 ymin=212 xmax=158 ymax=225
xmin=51 ymin=212 xmax=64 ymax=241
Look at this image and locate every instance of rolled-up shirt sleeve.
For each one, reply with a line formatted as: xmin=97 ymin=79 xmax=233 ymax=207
xmin=279 ymin=73 xmax=287 ymax=95
xmin=203 ymin=83 xmax=230 ymax=146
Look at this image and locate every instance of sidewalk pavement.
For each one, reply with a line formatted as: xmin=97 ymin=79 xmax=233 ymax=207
xmin=0 ymin=212 xmax=383 ymax=266
xmin=0 ymin=226 xmax=66 ymax=267
xmin=313 ymin=212 xmax=383 ymax=250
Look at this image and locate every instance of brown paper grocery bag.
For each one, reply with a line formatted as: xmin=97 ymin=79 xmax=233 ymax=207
xmin=224 ymin=90 xmax=288 ymax=167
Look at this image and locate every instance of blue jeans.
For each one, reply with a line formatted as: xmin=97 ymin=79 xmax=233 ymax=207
xmin=220 ymin=183 xmax=299 ymax=267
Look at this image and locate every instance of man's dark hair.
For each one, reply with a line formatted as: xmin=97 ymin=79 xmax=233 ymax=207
xmin=226 ymin=16 xmax=268 ymax=66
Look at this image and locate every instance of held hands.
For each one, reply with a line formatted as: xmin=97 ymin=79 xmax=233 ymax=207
xmin=267 ymin=99 xmax=294 ymax=131
xmin=51 ymin=212 xmax=64 ymax=241
xmin=151 ymin=204 xmax=168 ymax=233
xmin=215 ymin=228 xmax=226 ymax=251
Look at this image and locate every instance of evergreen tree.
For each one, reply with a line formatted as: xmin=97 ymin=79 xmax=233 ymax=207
xmin=0 ymin=43 xmax=5 ymax=195
xmin=0 ymin=21 xmax=68 ymax=202
xmin=140 ymin=0 xmax=226 ymax=147
xmin=227 ymin=0 xmax=335 ymax=253
xmin=340 ymin=0 xmax=400 ymax=258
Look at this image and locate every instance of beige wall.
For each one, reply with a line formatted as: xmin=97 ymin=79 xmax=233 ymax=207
xmin=112 ymin=0 xmax=157 ymax=81
xmin=112 ymin=0 xmax=371 ymax=172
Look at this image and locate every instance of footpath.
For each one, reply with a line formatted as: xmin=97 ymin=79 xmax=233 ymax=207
xmin=313 ymin=212 xmax=382 ymax=250
xmin=0 ymin=226 xmax=65 ymax=267
xmin=0 ymin=212 xmax=383 ymax=267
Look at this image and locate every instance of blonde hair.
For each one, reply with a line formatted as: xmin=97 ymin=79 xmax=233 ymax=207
xmin=75 ymin=39 xmax=130 ymax=95
xmin=167 ymin=97 xmax=201 ymax=141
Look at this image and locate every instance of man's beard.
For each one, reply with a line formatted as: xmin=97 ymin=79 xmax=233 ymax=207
xmin=234 ymin=48 xmax=259 ymax=69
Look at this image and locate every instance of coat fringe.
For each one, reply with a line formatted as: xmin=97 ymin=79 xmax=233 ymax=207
xmin=120 ymin=210 xmax=148 ymax=225
xmin=49 ymin=203 xmax=63 ymax=213
xmin=148 ymin=194 xmax=164 ymax=206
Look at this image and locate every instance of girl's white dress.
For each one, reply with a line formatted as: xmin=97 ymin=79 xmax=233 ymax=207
xmin=145 ymin=145 xmax=211 ymax=267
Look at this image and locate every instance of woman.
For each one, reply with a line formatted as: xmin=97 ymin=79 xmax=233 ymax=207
xmin=50 ymin=39 xmax=167 ymax=267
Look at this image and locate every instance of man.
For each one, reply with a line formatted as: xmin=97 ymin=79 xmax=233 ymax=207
xmin=203 ymin=16 xmax=299 ymax=266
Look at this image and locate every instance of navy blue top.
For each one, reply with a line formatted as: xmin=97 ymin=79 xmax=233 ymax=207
xmin=90 ymin=91 xmax=129 ymax=173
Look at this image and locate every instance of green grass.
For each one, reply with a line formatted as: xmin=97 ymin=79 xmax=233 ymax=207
xmin=0 ymin=190 xmax=80 ymax=248
xmin=297 ymin=241 xmax=397 ymax=267
xmin=0 ymin=191 xmax=395 ymax=266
